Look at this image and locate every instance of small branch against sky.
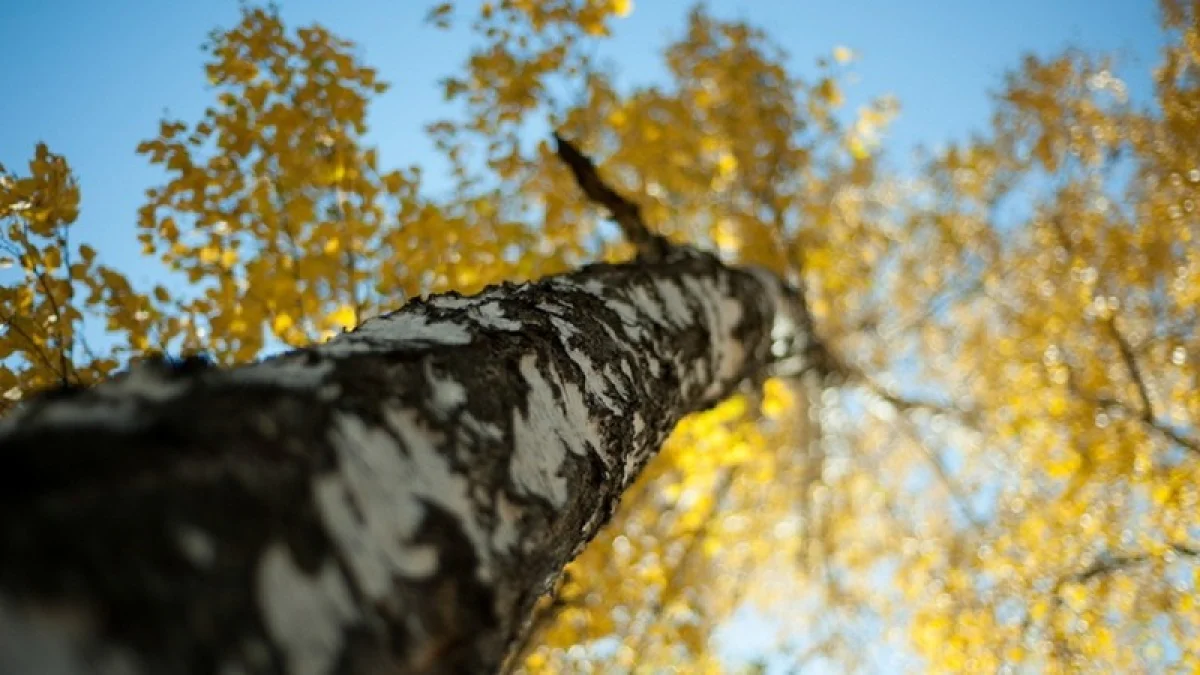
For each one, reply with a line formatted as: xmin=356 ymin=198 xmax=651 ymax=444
xmin=552 ymin=132 xmax=674 ymax=262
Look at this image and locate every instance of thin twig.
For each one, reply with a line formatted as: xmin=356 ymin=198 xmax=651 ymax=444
xmin=0 ymin=308 xmax=60 ymax=379
xmin=553 ymin=133 xmax=672 ymax=261
xmin=1061 ymin=355 xmax=1200 ymax=454
xmin=24 ymin=223 xmax=74 ymax=386
xmin=1047 ymin=210 xmax=1197 ymax=455
xmin=1104 ymin=316 xmax=1155 ymax=423
xmin=333 ymin=185 xmax=363 ymax=325
xmin=880 ymin=405 xmax=985 ymax=529
xmin=1021 ymin=542 xmax=1200 ymax=641
xmin=498 ymin=570 xmax=583 ymax=675
xmin=624 ymin=467 xmax=740 ymax=669
xmin=853 ymin=366 xmax=980 ymax=426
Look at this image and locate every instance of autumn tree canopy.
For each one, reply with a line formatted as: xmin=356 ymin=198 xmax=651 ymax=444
xmin=2 ymin=1 xmax=1199 ymax=671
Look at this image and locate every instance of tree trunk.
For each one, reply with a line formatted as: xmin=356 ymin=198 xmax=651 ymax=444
xmin=0 ymin=247 xmax=802 ymax=674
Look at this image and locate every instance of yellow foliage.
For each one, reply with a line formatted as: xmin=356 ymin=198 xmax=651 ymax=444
xmin=5 ymin=2 xmax=1200 ymax=673
xmin=325 ymin=305 xmax=357 ymax=330
xmin=0 ymin=145 xmax=170 ymax=411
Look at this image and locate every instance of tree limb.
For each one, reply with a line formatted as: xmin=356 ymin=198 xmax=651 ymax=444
xmin=552 ymin=133 xmax=674 ymax=262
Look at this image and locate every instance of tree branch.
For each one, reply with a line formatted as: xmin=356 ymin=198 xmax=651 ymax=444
xmin=1061 ymin=355 xmax=1200 ymax=454
xmin=1104 ymin=316 xmax=1156 ymax=423
xmin=553 ymin=133 xmax=673 ymax=262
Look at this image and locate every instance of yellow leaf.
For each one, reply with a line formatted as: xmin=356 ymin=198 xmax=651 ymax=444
xmin=1030 ymin=599 xmax=1049 ymax=622
xmin=816 ymin=78 xmax=843 ymax=107
xmin=327 ymin=305 xmax=357 ymax=330
xmin=43 ymin=247 xmax=62 ymax=270
xmin=713 ymin=220 xmax=739 ymax=251
xmin=833 ymin=45 xmax=855 ymax=63
xmin=847 ymin=136 xmax=869 ymax=160
xmin=381 ymin=171 xmax=405 ymax=193
xmin=716 ymin=151 xmax=737 ymax=178
xmin=273 ymin=314 xmax=294 ymax=334
xmin=761 ymin=378 xmax=794 ymax=418
xmin=1152 ymin=484 xmax=1172 ymax=505
xmin=1062 ymin=583 xmax=1088 ymax=611
xmin=612 ymin=0 xmax=634 ymax=18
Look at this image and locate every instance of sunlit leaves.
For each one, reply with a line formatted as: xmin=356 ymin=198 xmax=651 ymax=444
xmin=136 ymin=6 xmax=427 ymax=359
xmin=0 ymin=145 xmax=167 ymax=412
xmin=890 ymin=4 xmax=1200 ymax=671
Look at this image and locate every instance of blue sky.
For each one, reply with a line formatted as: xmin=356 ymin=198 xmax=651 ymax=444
xmin=0 ymin=0 xmax=1165 ymax=286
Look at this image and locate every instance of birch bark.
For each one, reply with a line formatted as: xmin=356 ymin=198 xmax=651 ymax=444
xmin=0 ymin=248 xmax=802 ymax=674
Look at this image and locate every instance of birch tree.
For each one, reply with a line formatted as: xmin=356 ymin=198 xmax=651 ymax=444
xmin=6 ymin=1 xmax=1200 ymax=672
xmin=0 ymin=133 xmax=821 ymax=674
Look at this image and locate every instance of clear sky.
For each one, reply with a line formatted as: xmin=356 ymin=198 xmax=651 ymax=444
xmin=0 ymin=0 xmax=1170 ymax=669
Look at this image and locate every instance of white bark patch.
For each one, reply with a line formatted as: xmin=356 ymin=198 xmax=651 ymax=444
xmin=682 ymin=276 xmax=746 ymax=398
xmin=602 ymin=364 xmax=628 ymax=399
xmin=317 ymin=410 xmax=492 ymax=601
xmin=562 ymin=346 xmax=619 ymax=411
xmin=0 ymin=366 xmax=187 ymax=434
xmin=425 ymin=363 xmax=467 ymax=414
xmin=461 ymin=412 xmax=502 ymax=441
xmin=468 ymin=302 xmax=523 ymax=332
xmin=354 ymin=312 xmax=472 ymax=346
xmin=492 ymin=492 xmax=521 ymax=554
xmin=549 ymin=317 xmax=579 ymax=339
xmin=688 ymin=359 xmax=708 ymax=396
xmin=510 ymin=355 xmax=606 ymax=507
xmin=604 ymin=298 xmax=640 ymax=327
xmin=175 ymin=524 xmax=216 ymax=570
xmin=655 ymin=279 xmax=692 ymax=327
xmin=747 ymin=266 xmax=802 ymax=359
xmin=388 ymin=408 xmax=491 ymax=580
xmin=610 ymin=311 xmax=648 ymax=342
xmin=626 ymin=285 xmax=667 ymax=327
xmin=316 ymin=414 xmax=438 ymax=595
xmin=548 ymin=316 xmax=619 ymax=411
xmin=230 ymin=358 xmax=334 ymax=392
xmin=580 ymin=509 xmax=606 ymax=541
xmin=427 ymin=295 xmax=479 ymax=311
xmin=314 ymin=341 xmax=377 ymax=358
xmin=256 ymin=544 xmax=357 ymax=675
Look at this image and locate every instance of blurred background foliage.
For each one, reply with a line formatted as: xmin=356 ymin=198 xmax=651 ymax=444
xmin=2 ymin=1 xmax=1199 ymax=672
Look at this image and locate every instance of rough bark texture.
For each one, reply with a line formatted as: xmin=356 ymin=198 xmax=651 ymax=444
xmin=0 ymin=247 xmax=801 ymax=674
